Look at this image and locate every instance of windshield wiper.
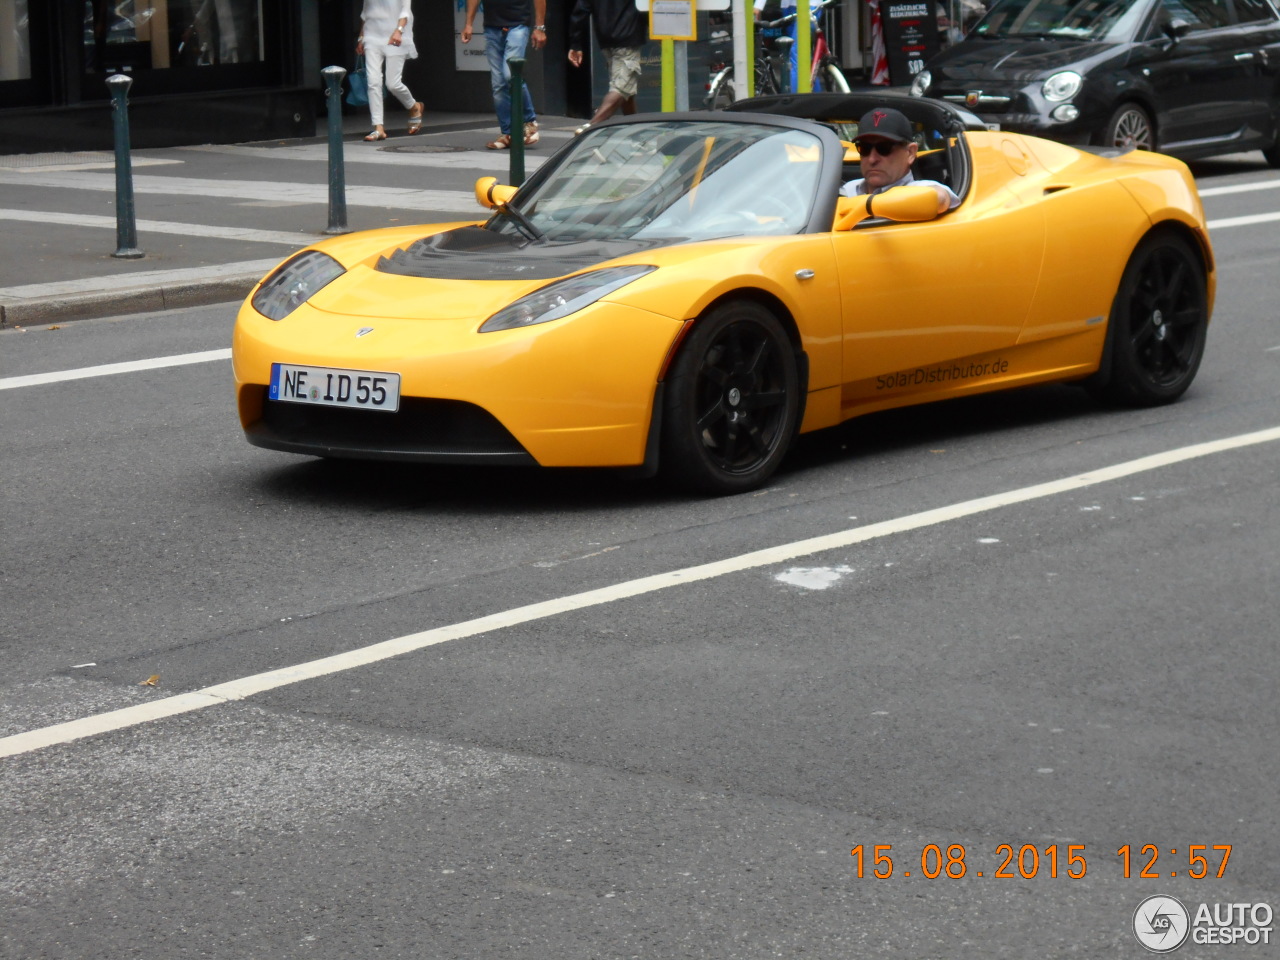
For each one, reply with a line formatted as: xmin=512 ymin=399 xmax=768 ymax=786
xmin=495 ymin=202 xmax=545 ymax=243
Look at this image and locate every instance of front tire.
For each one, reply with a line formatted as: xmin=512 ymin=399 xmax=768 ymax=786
xmin=1090 ymin=230 xmax=1208 ymax=406
xmin=705 ymin=68 xmax=735 ymax=110
xmin=817 ymin=61 xmax=850 ymax=93
xmin=660 ymin=300 xmax=801 ymax=494
xmin=1100 ymin=103 xmax=1154 ymax=151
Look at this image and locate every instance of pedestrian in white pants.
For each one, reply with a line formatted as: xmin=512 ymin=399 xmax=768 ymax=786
xmin=357 ymin=0 xmax=423 ymax=141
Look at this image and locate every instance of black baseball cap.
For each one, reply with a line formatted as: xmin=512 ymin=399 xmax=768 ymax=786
xmin=856 ymin=106 xmax=914 ymax=143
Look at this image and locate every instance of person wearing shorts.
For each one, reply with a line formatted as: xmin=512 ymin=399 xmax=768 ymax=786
xmin=567 ymin=0 xmax=647 ymax=133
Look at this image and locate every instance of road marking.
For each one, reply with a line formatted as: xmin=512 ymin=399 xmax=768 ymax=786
xmin=1198 ymin=179 xmax=1280 ymax=198
xmin=180 ymin=142 xmax=548 ymax=173
xmin=0 ymin=152 xmax=182 ymax=173
xmin=1207 ymin=211 xmax=1280 ymax=230
xmin=0 ymin=171 xmax=483 ymax=214
xmin=0 ymin=349 xmax=231 ymax=391
xmin=0 ymin=209 xmax=315 ymax=246
xmin=3 ymin=424 xmax=1279 ymax=759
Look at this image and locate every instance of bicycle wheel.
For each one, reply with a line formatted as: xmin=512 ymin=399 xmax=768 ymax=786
xmin=705 ymin=67 xmax=735 ymax=110
xmin=818 ymin=59 xmax=849 ymax=93
xmin=756 ymin=57 xmax=782 ymax=96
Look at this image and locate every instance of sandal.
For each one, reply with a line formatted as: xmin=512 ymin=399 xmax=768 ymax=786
xmin=407 ymin=102 xmax=423 ymax=135
xmin=363 ymin=129 xmax=387 ymax=142
xmin=486 ymin=134 xmax=512 ymax=150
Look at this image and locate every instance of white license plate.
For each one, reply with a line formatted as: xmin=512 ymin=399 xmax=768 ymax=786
xmin=269 ymin=363 xmax=401 ymax=412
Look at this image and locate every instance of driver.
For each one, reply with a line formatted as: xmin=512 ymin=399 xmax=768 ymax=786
xmin=841 ymin=107 xmax=960 ymax=210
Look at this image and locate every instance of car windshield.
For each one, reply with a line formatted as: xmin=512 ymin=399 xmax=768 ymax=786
xmin=971 ymin=0 xmax=1149 ymax=40
xmin=489 ymin=120 xmax=824 ymax=243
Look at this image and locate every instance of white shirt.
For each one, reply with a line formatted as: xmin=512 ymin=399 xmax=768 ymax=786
xmin=362 ymin=0 xmax=416 ymax=58
xmin=841 ymin=170 xmax=961 ymax=209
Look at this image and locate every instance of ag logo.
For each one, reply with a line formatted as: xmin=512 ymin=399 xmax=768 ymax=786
xmin=1133 ymin=895 xmax=1191 ymax=953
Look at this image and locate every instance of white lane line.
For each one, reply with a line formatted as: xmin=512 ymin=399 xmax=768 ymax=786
xmin=1198 ymin=179 xmax=1280 ymax=198
xmin=1207 ymin=211 xmax=1280 ymax=230
xmin=0 ymin=349 xmax=231 ymax=391
xmin=4 ymin=424 xmax=1279 ymax=760
xmin=0 ymin=209 xmax=315 ymax=246
xmin=0 ymin=171 xmax=482 ymax=214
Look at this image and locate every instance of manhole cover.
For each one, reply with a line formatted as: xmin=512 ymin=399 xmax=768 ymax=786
xmin=380 ymin=144 xmax=470 ymax=154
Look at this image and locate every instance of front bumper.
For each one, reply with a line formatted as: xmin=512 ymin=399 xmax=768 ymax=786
xmin=233 ymin=297 xmax=685 ymax=468
xmin=931 ymin=85 xmax=1102 ymax=144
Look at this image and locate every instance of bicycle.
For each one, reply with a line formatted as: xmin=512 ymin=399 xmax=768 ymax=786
xmin=705 ymin=0 xmax=850 ymax=110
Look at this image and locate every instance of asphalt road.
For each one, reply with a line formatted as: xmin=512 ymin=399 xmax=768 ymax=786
xmin=2 ymin=156 xmax=1278 ymax=959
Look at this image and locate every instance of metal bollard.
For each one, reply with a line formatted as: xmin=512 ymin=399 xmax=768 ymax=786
xmin=106 ymin=74 xmax=143 ymax=259
xmin=321 ymin=65 xmax=351 ymax=235
xmin=508 ymin=57 xmax=526 ymax=187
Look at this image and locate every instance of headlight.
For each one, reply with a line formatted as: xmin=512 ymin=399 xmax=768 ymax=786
xmin=909 ymin=69 xmax=932 ymax=98
xmin=251 ymin=251 xmax=345 ymax=321
xmin=1042 ymin=71 xmax=1082 ymax=102
xmin=479 ymin=264 xmax=656 ymax=333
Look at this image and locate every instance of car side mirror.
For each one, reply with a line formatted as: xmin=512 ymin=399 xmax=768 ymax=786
xmin=1162 ymin=17 xmax=1191 ymax=41
xmin=833 ymin=184 xmax=948 ymax=231
xmin=475 ymin=176 xmax=518 ymax=210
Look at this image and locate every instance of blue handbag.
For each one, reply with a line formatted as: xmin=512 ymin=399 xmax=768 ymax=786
xmin=346 ymin=55 xmax=369 ymax=107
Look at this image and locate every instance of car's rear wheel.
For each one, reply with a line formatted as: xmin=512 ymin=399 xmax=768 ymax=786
xmin=660 ymin=300 xmax=801 ymax=494
xmin=1101 ymin=103 xmax=1154 ymax=151
xmin=1090 ymin=230 xmax=1207 ymax=406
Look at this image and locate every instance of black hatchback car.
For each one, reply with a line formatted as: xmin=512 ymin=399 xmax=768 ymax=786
xmin=910 ymin=0 xmax=1280 ymax=164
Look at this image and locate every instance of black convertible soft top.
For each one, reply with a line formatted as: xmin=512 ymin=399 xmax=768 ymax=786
xmin=725 ymin=91 xmax=989 ymax=136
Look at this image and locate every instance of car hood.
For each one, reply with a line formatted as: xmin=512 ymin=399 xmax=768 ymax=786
xmin=307 ymin=225 xmax=671 ymax=322
xmin=931 ymin=38 xmax=1117 ymax=82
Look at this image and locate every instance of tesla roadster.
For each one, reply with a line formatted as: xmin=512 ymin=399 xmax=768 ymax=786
xmin=232 ymin=92 xmax=1213 ymax=493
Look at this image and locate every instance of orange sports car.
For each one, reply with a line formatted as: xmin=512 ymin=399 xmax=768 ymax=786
xmin=232 ymin=93 xmax=1213 ymax=493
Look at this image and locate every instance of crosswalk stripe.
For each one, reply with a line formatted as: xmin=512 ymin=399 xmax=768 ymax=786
xmin=0 ymin=209 xmax=314 ymax=246
xmin=0 ymin=171 xmax=482 ymax=213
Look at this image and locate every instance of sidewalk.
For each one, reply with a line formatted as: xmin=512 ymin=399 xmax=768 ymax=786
xmin=0 ymin=110 xmax=581 ymax=328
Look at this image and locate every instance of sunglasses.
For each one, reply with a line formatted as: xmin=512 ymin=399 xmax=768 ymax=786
xmin=855 ymin=140 xmax=903 ymax=157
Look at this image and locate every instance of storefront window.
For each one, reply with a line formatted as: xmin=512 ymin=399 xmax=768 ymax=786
xmin=1 ymin=0 xmax=30 ymax=81
xmin=83 ymin=0 xmax=264 ymax=74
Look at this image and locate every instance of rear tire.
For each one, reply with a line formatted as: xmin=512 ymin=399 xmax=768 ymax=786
xmin=660 ymin=300 xmax=801 ymax=494
xmin=1089 ymin=230 xmax=1207 ymax=407
xmin=1264 ymin=99 xmax=1280 ymax=166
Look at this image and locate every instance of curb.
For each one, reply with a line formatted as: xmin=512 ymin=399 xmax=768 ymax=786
xmin=0 ymin=260 xmax=280 ymax=328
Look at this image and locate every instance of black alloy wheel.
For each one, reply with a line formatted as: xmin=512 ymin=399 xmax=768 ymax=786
xmin=1102 ymin=103 xmax=1154 ymax=151
xmin=1092 ymin=231 xmax=1208 ymax=406
xmin=660 ymin=300 xmax=801 ymax=493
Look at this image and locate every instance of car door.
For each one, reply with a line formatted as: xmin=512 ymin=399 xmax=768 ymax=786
xmin=1135 ymin=0 xmax=1261 ymax=144
xmin=1227 ymin=0 xmax=1280 ymax=139
xmin=831 ymin=139 xmax=1046 ymax=405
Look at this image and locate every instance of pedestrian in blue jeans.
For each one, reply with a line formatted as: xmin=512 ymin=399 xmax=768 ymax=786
xmin=462 ymin=0 xmax=546 ymax=149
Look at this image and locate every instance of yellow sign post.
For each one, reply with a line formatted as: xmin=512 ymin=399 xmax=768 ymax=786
xmin=650 ymin=0 xmax=697 ymax=111
xmin=796 ymin=0 xmax=811 ymax=93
